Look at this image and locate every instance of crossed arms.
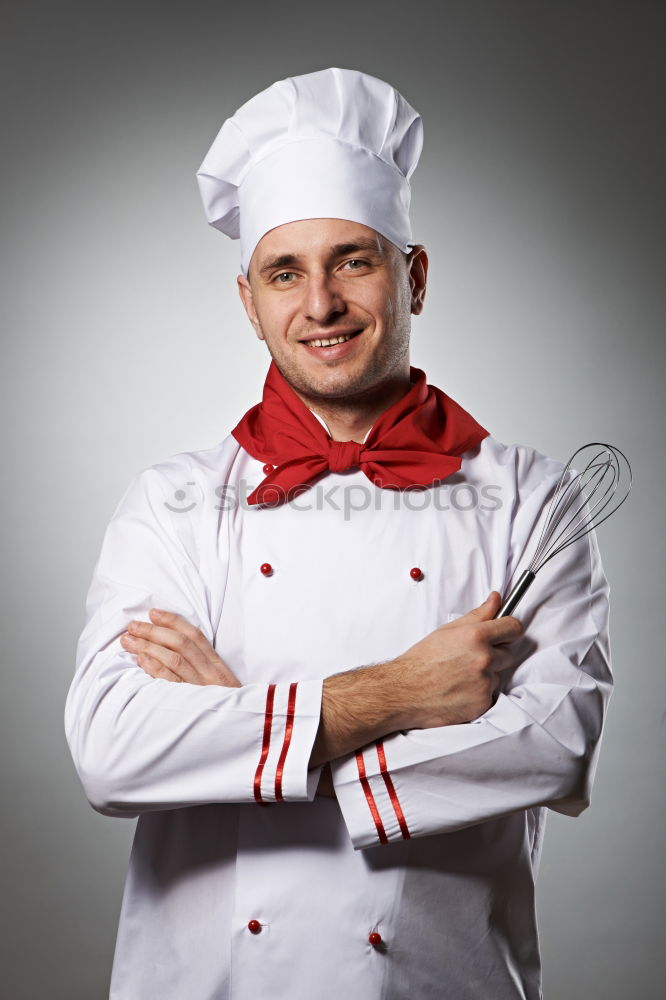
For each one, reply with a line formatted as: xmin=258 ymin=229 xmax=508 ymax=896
xmin=65 ymin=457 xmax=612 ymax=849
xmin=118 ymin=592 xmax=522 ymax=778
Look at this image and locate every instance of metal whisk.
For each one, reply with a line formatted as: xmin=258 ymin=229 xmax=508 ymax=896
xmin=496 ymin=442 xmax=632 ymax=618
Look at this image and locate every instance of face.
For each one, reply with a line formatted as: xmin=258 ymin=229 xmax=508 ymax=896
xmin=236 ymin=218 xmax=428 ymax=404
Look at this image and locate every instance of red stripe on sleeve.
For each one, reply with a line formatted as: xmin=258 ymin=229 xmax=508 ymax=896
xmin=274 ymin=682 xmax=298 ymax=801
xmin=355 ymin=750 xmax=388 ymax=845
xmin=254 ymin=684 xmax=276 ymax=805
xmin=376 ymin=740 xmax=411 ymax=839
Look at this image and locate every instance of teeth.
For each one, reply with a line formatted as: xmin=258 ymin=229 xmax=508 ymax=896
xmin=309 ymin=333 xmax=356 ymax=348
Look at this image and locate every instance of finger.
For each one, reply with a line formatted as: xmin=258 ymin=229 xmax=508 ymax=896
xmin=121 ymin=632 xmax=200 ymax=684
xmin=135 ymin=652 xmax=183 ymax=683
xmin=479 ymin=614 xmax=524 ymax=645
xmin=125 ymin=621 xmax=209 ymax=681
xmin=147 ymin=610 xmax=241 ymax=686
xmin=488 ymin=646 xmax=515 ymax=675
xmin=148 ymin=610 xmax=218 ymax=664
xmin=122 ymin=627 xmax=240 ymax=687
xmin=447 ymin=592 xmax=501 ymax=627
xmin=128 ymin=619 xmax=203 ymax=659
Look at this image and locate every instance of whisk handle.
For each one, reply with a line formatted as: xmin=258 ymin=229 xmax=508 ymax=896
xmin=495 ymin=570 xmax=536 ymax=618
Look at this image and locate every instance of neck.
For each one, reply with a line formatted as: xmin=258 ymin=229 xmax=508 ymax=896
xmin=292 ymin=369 xmax=413 ymax=442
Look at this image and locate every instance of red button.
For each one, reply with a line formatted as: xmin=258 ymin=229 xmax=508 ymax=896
xmin=262 ymin=464 xmax=274 ymax=475
xmin=409 ymin=567 xmax=424 ymax=581
xmin=248 ymin=919 xmax=262 ymax=934
xmin=260 ymin=563 xmax=273 ymax=576
xmin=369 ymin=931 xmax=382 ymax=946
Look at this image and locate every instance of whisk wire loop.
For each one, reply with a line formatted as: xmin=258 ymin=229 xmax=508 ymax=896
xmin=496 ymin=442 xmax=631 ymax=618
xmin=534 ymin=454 xmax=617 ymax=571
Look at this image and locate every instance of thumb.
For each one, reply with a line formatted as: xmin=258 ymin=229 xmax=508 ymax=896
xmin=449 ymin=591 xmax=502 ymax=626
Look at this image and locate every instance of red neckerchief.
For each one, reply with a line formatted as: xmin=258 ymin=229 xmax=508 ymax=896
xmin=232 ymin=360 xmax=489 ymax=506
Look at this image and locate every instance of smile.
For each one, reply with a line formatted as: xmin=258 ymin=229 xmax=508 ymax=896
xmin=309 ymin=332 xmax=356 ymax=347
xmin=300 ymin=329 xmax=363 ymax=350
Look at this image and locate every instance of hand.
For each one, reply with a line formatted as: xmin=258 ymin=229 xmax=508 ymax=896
xmin=120 ymin=609 xmax=241 ymax=687
xmin=390 ymin=591 xmax=523 ymax=729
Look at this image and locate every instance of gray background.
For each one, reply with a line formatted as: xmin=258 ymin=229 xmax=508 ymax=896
xmin=2 ymin=1 xmax=664 ymax=997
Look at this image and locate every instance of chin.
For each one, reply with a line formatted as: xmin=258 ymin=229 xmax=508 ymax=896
xmin=303 ymin=367 xmax=387 ymax=401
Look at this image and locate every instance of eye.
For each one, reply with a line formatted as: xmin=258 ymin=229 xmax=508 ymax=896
xmin=342 ymin=258 xmax=368 ymax=271
xmin=273 ymin=271 xmax=296 ymax=284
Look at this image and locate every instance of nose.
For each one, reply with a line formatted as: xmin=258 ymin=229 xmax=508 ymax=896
xmin=302 ymin=270 xmax=346 ymax=324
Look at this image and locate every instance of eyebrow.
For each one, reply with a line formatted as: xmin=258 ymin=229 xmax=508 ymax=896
xmin=257 ymin=238 xmax=386 ymax=277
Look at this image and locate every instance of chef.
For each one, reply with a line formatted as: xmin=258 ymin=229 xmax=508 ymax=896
xmin=65 ymin=68 xmax=612 ymax=999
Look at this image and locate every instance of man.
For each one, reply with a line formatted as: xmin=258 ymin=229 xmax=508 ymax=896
xmin=65 ymin=68 xmax=612 ymax=999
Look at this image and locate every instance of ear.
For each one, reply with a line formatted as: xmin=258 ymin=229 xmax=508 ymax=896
xmin=237 ymin=274 xmax=265 ymax=341
xmin=408 ymin=246 xmax=428 ymax=315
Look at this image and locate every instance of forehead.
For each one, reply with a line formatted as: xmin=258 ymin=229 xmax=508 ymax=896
xmin=251 ymin=218 xmax=389 ymax=272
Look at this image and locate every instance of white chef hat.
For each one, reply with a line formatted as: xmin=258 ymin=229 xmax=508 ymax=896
xmin=196 ymin=67 xmax=423 ymax=276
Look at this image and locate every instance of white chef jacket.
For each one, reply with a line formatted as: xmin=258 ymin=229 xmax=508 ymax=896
xmin=65 ymin=430 xmax=612 ymax=1000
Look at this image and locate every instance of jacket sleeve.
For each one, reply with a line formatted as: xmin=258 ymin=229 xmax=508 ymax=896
xmin=65 ymin=461 xmax=323 ymax=818
xmin=329 ymin=467 xmax=613 ymax=850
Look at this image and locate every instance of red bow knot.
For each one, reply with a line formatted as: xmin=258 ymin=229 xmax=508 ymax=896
xmin=231 ymin=361 xmax=489 ymax=507
xmin=328 ymin=440 xmax=363 ymax=473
